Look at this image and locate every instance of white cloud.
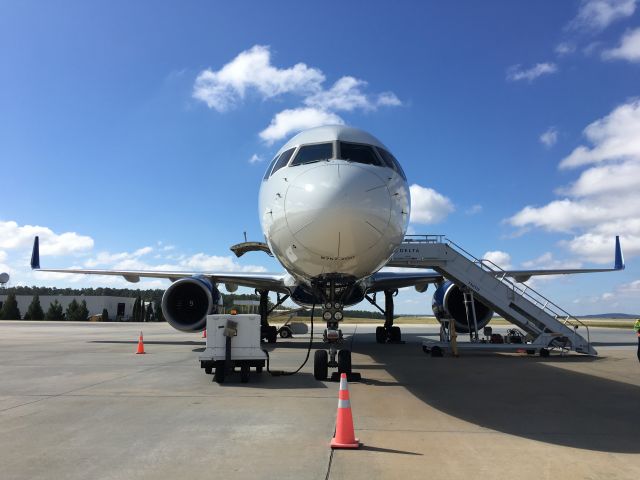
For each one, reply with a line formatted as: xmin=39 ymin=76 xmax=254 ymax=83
xmin=84 ymin=247 xmax=153 ymax=268
xmin=304 ymin=77 xmax=403 ymax=112
xmin=0 ymin=220 xmax=94 ymax=255
xmin=540 ymin=127 xmax=559 ymax=147
xmin=602 ymin=27 xmax=640 ymax=62
xmin=507 ymin=99 xmax=640 ymax=264
xmin=483 ymin=251 xmax=512 ymax=270
xmin=555 ymin=42 xmax=577 ymax=56
xmin=192 ymin=45 xmax=324 ymax=112
xmin=85 ymin=246 xmax=266 ymax=275
xmin=178 ymin=253 xmax=267 ymax=273
xmin=259 ymin=107 xmax=344 ymax=144
xmin=568 ymin=0 xmax=637 ymax=32
xmin=559 ymin=99 xmax=640 ymax=169
xmin=409 ymin=184 xmax=454 ymax=224
xmin=522 ymin=252 xmax=583 ymax=270
xmin=377 ymin=92 xmax=402 ymax=107
xmin=193 ymin=45 xmax=402 ymax=144
xmin=465 ymin=204 xmax=483 ymax=215
xmin=249 ymin=154 xmax=263 ymax=164
xmin=506 ymin=63 xmax=558 ymax=82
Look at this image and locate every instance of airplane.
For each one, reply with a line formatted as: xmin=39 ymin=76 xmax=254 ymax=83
xmin=29 ymin=125 xmax=625 ymax=380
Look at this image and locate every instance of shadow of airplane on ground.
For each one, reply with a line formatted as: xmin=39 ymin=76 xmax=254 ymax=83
xmin=346 ymin=331 xmax=640 ymax=454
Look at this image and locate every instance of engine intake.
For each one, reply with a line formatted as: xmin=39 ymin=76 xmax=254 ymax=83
xmin=432 ymin=281 xmax=493 ymax=333
xmin=161 ymin=276 xmax=220 ymax=332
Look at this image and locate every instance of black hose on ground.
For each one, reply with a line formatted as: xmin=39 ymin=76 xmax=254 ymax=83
xmin=263 ymin=304 xmax=315 ymax=376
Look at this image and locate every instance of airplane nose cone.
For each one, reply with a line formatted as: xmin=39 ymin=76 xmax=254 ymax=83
xmin=285 ymin=163 xmax=391 ymax=259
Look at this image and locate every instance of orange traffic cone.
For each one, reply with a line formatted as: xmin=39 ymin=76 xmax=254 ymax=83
xmin=331 ymin=373 xmax=360 ymax=449
xmin=202 ymin=329 xmax=207 ymax=339
xmin=136 ymin=331 xmax=146 ymax=354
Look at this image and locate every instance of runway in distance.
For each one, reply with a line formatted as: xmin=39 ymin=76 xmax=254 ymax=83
xmin=30 ymin=125 xmax=625 ymax=379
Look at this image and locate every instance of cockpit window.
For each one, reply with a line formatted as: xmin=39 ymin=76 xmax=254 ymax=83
xmin=289 ymin=142 xmax=333 ymax=166
xmin=339 ymin=142 xmax=382 ymax=166
xmin=270 ymin=148 xmax=295 ymax=176
xmin=262 ymin=155 xmax=279 ymax=180
xmin=376 ymin=147 xmax=407 ymax=180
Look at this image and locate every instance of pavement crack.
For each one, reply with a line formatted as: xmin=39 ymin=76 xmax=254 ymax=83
xmin=324 ymin=448 xmax=335 ymax=480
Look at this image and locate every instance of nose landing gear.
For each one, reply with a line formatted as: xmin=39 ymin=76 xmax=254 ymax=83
xmin=312 ymin=278 xmax=360 ymax=382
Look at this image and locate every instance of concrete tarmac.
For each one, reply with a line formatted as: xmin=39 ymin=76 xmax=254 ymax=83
xmin=0 ymin=321 xmax=639 ymax=480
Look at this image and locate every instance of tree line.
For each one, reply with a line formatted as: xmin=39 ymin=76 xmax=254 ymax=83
xmin=0 ymin=287 xmax=267 ymax=322
xmin=0 ymin=293 xmax=91 ymax=321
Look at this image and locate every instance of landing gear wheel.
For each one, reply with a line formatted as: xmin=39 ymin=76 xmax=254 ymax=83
xmin=314 ymin=350 xmax=328 ymax=380
xmin=240 ymin=365 xmax=250 ymax=383
xmin=204 ymin=366 xmax=212 ymax=375
xmin=375 ymin=326 xmax=386 ymax=344
xmin=540 ymin=348 xmax=550 ymax=358
xmin=214 ymin=366 xmax=225 ymax=383
xmin=430 ymin=346 xmax=443 ymax=357
xmin=338 ymin=349 xmax=352 ymax=374
xmin=279 ymin=327 xmax=291 ymax=338
xmin=390 ymin=326 xmax=401 ymax=343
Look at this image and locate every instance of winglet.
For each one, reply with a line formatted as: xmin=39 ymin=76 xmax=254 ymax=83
xmin=30 ymin=236 xmax=40 ymax=269
xmin=614 ymin=235 xmax=625 ymax=270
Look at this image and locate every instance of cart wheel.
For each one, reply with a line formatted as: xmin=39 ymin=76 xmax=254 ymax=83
xmin=279 ymin=327 xmax=291 ymax=338
xmin=214 ymin=367 xmax=225 ymax=383
xmin=204 ymin=366 xmax=212 ymax=375
xmin=240 ymin=365 xmax=250 ymax=383
xmin=422 ymin=345 xmax=430 ymax=354
xmin=338 ymin=349 xmax=352 ymax=374
xmin=431 ymin=346 xmax=443 ymax=357
xmin=256 ymin=365 xmax=263 ymax=373
xmin=540 ymin=348 xmax=550 ymax=358
xmin=314 ymin=350 xmax=328 ymax=380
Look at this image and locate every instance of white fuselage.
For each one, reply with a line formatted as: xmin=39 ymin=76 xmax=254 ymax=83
xmin=258 ymin=126 xmax=410 ymax=286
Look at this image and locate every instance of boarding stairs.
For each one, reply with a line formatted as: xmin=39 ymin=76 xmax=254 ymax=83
xmin=387 ymin=235 xmax=596 ymax=355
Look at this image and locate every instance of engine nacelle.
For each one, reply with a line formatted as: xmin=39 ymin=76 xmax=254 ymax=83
xmin=432 ymin=281 xmax=493 ymax=333
xmin=161 ymin=276 xmax=221 ymax=332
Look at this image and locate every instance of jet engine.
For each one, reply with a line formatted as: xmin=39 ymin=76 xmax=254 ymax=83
xmin=161 ymin=276 xmax=221 ymax=332
xmin=431 ymin=281 xmax=493 ymax=333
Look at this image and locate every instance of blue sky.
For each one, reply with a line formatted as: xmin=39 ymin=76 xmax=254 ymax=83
xmin=1 ymin=0 xmax=640 ymax=314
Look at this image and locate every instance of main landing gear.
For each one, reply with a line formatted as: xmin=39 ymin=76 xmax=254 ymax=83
xmin=366 ymin=289 xmax=403 ymax=344
xmin=312 ymin=277 xmax=360 ymax=382
xmin=257 ymin=289 xmax=290 ymax=344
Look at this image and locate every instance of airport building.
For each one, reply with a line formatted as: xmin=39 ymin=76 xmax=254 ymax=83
xmin=0 ymin=295 xmax=137 ymax=320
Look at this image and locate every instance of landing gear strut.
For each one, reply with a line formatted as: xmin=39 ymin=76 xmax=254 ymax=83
xmin=366 ymin=289 xmax=403 ymax=344
xmin=312 ymin=276 xmax=360 ymax=382
xmin=257 ymin=289 xmax=290 ymax=344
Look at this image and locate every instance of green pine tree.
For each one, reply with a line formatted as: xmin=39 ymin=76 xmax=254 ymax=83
xmin=66 ymin=299 xmax=80 ymax=321
xmin=154 ymin=300 xmax=164 ymax=322
xmin=45 ymin=300 xmax=64 ymax=320
xmin=77 ymin=300 xmax=89 ymax=321
xmin=132 ymin=296 xmax=141 ymax=322
xmin=25 ymin=294 xmax=45 ymax=320
xmin=1 ymin=293 xmax=21 ymax=320
xmin=101 ymin=308 xmax=109 ymax=322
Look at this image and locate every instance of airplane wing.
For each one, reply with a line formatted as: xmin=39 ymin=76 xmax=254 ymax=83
xmin=29 ymin=236 xmax=290 ymax=293
xmin=492 ymin=236 xmax=625 ymax=283
xmin=366 ymin=270 xmax=443 ymax=292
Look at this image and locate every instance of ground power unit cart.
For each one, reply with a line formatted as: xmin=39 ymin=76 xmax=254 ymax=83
xmin=199 ymin=314 xmax=267 ymax=383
